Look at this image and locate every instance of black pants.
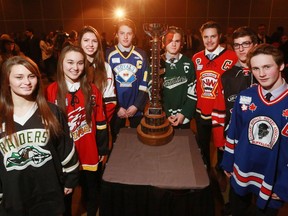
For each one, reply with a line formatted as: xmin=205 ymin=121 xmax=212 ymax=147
xmin=64 ymin=167 xmax=103 ymax=216
xmin=195 ymin=115 xmax=212 ymax=168
xmin=110 ymin=114 xmax=142 ymax=143
xmin=229 ymin=186 xmax=278 ymax=216
xmin=81 ymin=167 xmax=103 ymax=216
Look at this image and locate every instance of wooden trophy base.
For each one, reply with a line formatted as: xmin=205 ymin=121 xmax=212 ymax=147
xmin=137 ymin=110 xmax=174 ymax=146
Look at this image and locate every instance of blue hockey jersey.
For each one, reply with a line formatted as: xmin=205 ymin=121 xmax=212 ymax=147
xmin=221 ymin=85 xmax=288 ymax=209
xmin=106 ymin=45 xmax=148 ymax=116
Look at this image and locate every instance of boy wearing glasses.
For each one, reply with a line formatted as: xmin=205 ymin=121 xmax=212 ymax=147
xmin=221 ymin=43 xmax=288 ymax=216
xmin=159 ymin=26 xmax=196 ymax=128
xmin=192 ymin=21 xmax=237 ymax=168
xmin=212 ymin=26 xmax=258 ymax=157
xmin=212 ymin=26 xmax=258 ymax=215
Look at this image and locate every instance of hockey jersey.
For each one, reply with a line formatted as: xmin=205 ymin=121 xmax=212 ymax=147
xmin=192 ymin=48 xmax=237 ymax=122
xmin=87 ymin=62 xmax=117 ymax=122
xmin=221 ymin=85 xmax=288 ymax=209
xmin=212 ymin=64 xmax=256 ymax=147
xmin=0 ymin=103 xmax=79 ymax=215
xmin=106 ymin=45 xmax=149 ymax=115
xmin=46 ymin=82 xmax=108 ymax=171
xmin=161 ymin=54 xmax=197 ymax=123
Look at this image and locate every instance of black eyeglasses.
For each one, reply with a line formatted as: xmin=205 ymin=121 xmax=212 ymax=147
xmin=233 ymin=41 xmax=252 ymax=50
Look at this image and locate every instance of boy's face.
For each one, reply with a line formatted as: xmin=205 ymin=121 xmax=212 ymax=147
xmin=201 ymin=27 xmax=220 ymax=52
xmin=117 ymin=25 xmax=134 ymax=48
xmin=164 ymin=32 xmax=182 ymax=55
xmin=233 ymin=36 xmax=255 ymax=64
xmin=250 ymin=54 xmax=284 ymax=91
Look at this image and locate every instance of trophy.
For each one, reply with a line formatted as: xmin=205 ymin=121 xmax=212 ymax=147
xmin=137 ymin=23 xmax=174 ymax=145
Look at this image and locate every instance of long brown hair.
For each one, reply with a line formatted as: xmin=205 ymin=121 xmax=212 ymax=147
xmin=56 ymin=45 xmax=93 ymax=124
xmin=78 ymin=25 xmax=107 ymax=93
xmin=0 ymin=56 xmax=62 ymax=137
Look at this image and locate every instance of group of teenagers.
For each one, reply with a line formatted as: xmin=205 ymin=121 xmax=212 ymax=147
xmin=0 ymin=17 xmax=288 ymax=216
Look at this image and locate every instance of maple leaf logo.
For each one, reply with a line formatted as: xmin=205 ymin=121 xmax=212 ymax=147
xmin=249 ymin=103 xmax=257 ymax=111
xmin=282 ymin=109 xmax=288 ymax=118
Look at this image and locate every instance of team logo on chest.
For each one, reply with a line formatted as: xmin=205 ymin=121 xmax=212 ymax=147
xmin=199 ymin=70 xmax=219 ymax=98
xmin=0 ymin=129 xmax=51 ymax=171
xmin=114 ymin=63 xmax=137 ymax=87
xmin=68 ymin=107 xmax=92 ymax=141
xmin=248 ymin=116 xmax=278 ymax=149
xmin=5 ymin=145 xmax=51 ymax=171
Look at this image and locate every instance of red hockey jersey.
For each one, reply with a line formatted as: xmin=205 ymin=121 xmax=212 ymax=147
xmin=192 ymin=49 xmax=237 ymax=122
xmin=46 ymin=82 xmax=108 ymax=171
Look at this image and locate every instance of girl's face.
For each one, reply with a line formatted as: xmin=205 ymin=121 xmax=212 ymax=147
xmin=63 ymin=51 xmax=85 ymax=83
xmin=117 ymin=25 xmax=134 ymax=48
xmin=9 ymin=64 xmax=38 ymax=99
xmin=80 ymin=32 xmax=98 ymax=58
xmin=5 ymin=42 xmax=15 ymax=52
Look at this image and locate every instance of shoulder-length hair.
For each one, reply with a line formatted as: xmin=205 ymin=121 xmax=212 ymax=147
xmin=56 ymin=45 xmax=93 ymax=124
xmin=0 ymin=56 xmax=62 ymax=137
xmin=78 ymin=25 xmax=107 ymax=93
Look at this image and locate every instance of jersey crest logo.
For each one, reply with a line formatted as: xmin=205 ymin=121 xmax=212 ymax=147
xmin=163 ymin=76 xmax=187 ymax=89
xmin=221 ymin=60 xmax=233 ymax=70
xmin=227 ymin=94 xmax=237 ymax=102
xmin=281 ymin=123 xmax=288 ymax=137
xmin=239 ymin=95 xmax=251 ymax=111
xmin=241 ymin=104 xmax=248 ymax=111
xmin=199 ymin=70 xmax=219 ymax=98
xmin=249 ymin=103 xmax=257 ymax=112
xmin=90 ymin=95 xmax=96 ymax=106
xmin=281 ymin=110 xmax=288 ymax=137
xmin=282 ymin=109 xmax=288 ymax=119
xmin=68 ymin=107 xmax=92 ymax=141
xmin=183 ymin=62 xmax=190 ymax=73
xmin=5 ymin=145 xmax=51 ymax=171
xmin=114 ymin=63 xmax=137 ymax=87
xmin=248 ymin=116 xmax=279 ymax=149
xmin=195 ymin=57 xmax=203 ymax=70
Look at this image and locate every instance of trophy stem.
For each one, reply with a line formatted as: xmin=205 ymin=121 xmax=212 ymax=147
xmin=137 ymin=23 xmax=174 ymax=146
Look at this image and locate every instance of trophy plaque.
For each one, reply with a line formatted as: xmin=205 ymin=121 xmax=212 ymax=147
xmin=137 ymin=23 xmax=174 ymax=145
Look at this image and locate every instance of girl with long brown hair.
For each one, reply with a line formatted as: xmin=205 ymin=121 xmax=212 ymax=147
xmin=0 ymin=56 xmax=79 ymax=215
xmin=78 ymin=25 xmax=117 ymax=122
xmin=46 ymin=45 xmax=108 ymax=216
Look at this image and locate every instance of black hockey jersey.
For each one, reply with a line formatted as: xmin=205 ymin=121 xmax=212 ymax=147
xmin=0 ymin=103 xmax=79 ymax=215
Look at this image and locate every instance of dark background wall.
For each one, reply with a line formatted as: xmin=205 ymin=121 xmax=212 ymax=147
xmin=0 ymin=0 xmax=287 ymax=43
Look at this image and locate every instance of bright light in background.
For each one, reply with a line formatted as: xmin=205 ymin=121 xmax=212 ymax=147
xmin=115 ymin=8 xmax=125 ymax=19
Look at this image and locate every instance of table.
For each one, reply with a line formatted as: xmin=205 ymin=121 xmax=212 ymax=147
xmin=100 ymin=128 xmax=214 ymax=216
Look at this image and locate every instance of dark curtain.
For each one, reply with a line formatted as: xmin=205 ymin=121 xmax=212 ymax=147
xmin=100 ymin=181 xmax=214 ymax=216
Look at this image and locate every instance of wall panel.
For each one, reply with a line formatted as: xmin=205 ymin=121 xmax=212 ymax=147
xmin=22 ymin=0 xmax=42 ymax=20
xmin=187 ymin=0 xmax=208 ymax=18
xmin=0 ymin=0 xmax=287 ymax=45
xmin=42 ymin=0 xmax=62 ymax=19
xmin=2 ymin=0 xmax=23 ymax=20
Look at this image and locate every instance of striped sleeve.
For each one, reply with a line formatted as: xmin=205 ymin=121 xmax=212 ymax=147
xmin=50 ymin=104 xmax=80 ymax=188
